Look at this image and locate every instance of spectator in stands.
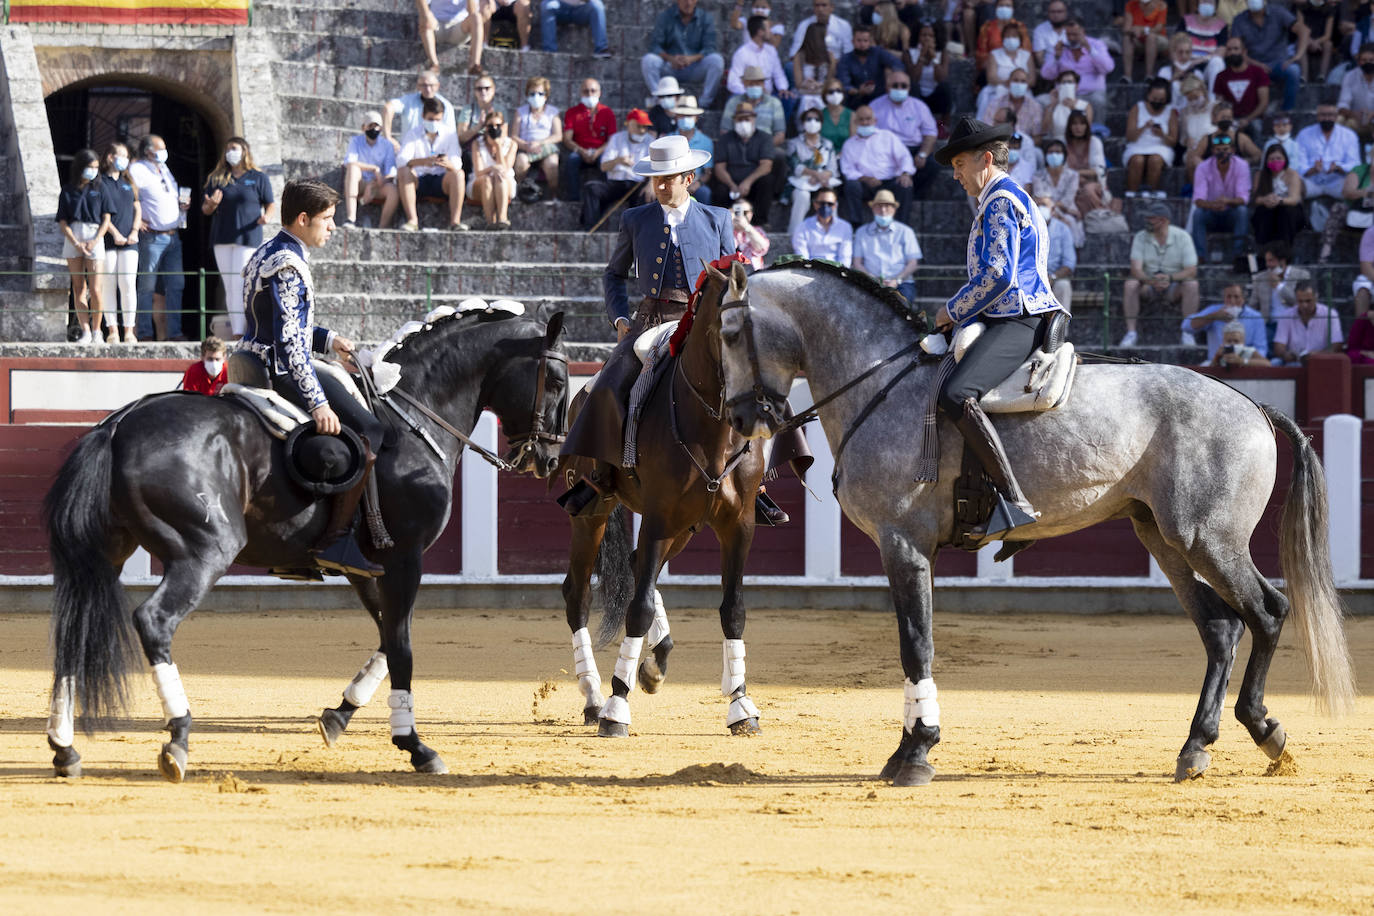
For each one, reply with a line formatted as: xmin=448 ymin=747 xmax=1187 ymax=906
xmin=1318 ymin=153 xmax=1374 ymax=263
xmin=1007 ymin=131 xmax=1039 ymax=186
xmin=1229 ymin=1 xmax=1307 ymax=112
xmin=1040 ymin=20 xmax=1113 ymax=119
xmin=1184 ymin=104 xmax=1260 ymax=179
xmin=729 ymin=15 xmax=791 ymax=99
xmin=342 ymin=111 xmax=399 ymax=229
xmin=909 ymin=22 xmax=951 ymax=119
xmin=1063 ymin=111 xmax=1111 ymax=214
xmin=732 ymin=0 xmax=785 ymax=50
xmin=786 ymin=107 xmax=840 ymax=232
xmin=514 ymin=76 xmax=562 ymax=200
xmin=1212 ymin=36 xmax=1270 ymax=137
xmin=1298 ymin=103 xmax=1359 ymax=222
xmin=384 ymin=69 xmax=455 ymax=153
xmin=871 ymin=1 xmax=911 ymax=55
xmin=1338 ymin=43 xmax=1374 ymax=138
xmin=496 ymin=0 xmax=533 ymax=51
xmin=978 ymin=17 xmax=1035 ymax=117
xmin=793 ymin=22 xmax=837 ymax=123
xmin=839 ymin=25 xmax=903 ymax=108
xmin=58 ymin=147 xmax=111 ymax=346
xmin=1180 ymin=1 xmax=1229 ymax=72
xmin=1159 ymin=32 xmax=1216 ymax=108
xmin=1299 ymin=0 xmax=1338 ymax=83
xmin=1345 ymin=310 xmax=1374 ymax=362
xmin=647 ymin=76 xmax=683 ymax=137
xmin=180 ymin=336 xmax=227 ymax=394
xmin=1120 ymin=201 xmax=1200 ymax=348
xmin=418 ymin=0 xmax=494 ymax=76
xmin=1034 ymin=139 xmax=1083 ymax=248
xmin=582 ymin=109 xmax=653 ymax=230
xmin=1177 ymin=77 xmax=1216 ymax=157
xmin=789 ymin=0 xmax=852 ymax=61
xmin=131 ymin=134 xmax=189 ymax=342
xmin=791 ymin=186 xmax=853 ymax=265
xmin=1260 ymin=111 xmax=1300 ymax=169
xmin=840 ymin=105 xmax=915 ymax=225
xmin=98 ymin=142 xmax=139 ymax=344
xmin=642 ymin=0 xmax=726 ymax=108
xmin=561 ymin=78 xmax=617 ymax=203
xmin=672 ymin=95 xmax=713 ymax=204
xmin=469 ymin=111 xmax=517 ymax=229
xmin=1354 ymin=224 xmax=1374 ymax=316
xmin=1250 ymin=143 xmax=1306 ymax=247
xmin=1249 ymin=239 xmax=1309 ymax=318
xmin=731 ymin=199 xmax=771 ymax=268
xmin=820 ymin=78 xmax=852 ymax=151
xmin=853 ymin=189 xmax=920 ymax=302
xmin=980 ymin=67 xmax=1044 ymax=143
xmin=961 ymin=0 xmax=997 ymax=54
xmin=1206 ymin=320 xmax=1269 ymax=366
xmin=1121 ymin=0 xmax=1168 ymax=84
xmin=724 ymin=66 xmax=787 ymax=144
xmin=202 ymin=137 xmax=274 ymax=340
xmin=397 ymin=98 xmax=468 ymax=231
xmin=1185 ymin=282 xmax=1267 ymax=361
xmin=1043 ymin=69 xmax=1094 ymax=140
xmin=455 ymin=75 xmax=505 ymax=147
xmin=869 ymin=70 xmax=938 ymax=194
xmin=1191 ymin=131 xmax=1251 ymax=262
xmin=712 ymin=102 xmax=777 ymax=225
xmin=1123 ymin=78 xmax=1178 ymax=199
xmin=1032 ymin=0 xmax=1071 ymax=71
xmin=1035 ymin=193 xmax=1076 ymax=310
xmin=1272 ymin=281 xmax=1344 ymax=364
xmin=975 ymin=0 xmax=1029 ymax=70
xmin=540 ymin=0 xmax=610 ymax=58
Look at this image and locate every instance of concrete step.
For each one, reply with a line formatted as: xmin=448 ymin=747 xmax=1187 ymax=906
xmin=311 ymin=291 xmax=607 ymax=340
xmin=327 ymin=224 xmax=618 ymax=261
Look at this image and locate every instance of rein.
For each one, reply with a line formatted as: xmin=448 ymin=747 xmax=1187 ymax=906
xmin=668 ymin=351 xmax=752 ymax=494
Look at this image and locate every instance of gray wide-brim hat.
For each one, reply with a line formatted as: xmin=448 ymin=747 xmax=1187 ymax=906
xmin=633 ymin=135 xmax=711 ymax=177
xmin=934 ymin=116 xmax=1015 ymax=166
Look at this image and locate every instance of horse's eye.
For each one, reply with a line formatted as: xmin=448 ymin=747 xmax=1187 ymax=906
xmin=720 ymin=327 xmax=740 ymax=345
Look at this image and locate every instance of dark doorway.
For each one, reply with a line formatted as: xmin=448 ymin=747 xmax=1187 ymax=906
xmin=46 ymin=84 xmax=221 ymax=340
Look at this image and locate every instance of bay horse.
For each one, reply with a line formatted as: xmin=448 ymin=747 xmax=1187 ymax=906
xmin=558 ymin=263 xmax=770 ymax=738
xmin=44 ymin=309 xmax=569 ymax=781
xmin=715 ymin=261 xmax=1355 ymax=786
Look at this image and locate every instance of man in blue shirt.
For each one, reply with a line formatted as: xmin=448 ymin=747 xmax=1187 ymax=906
xmin=342 ymin=110 xmax=399 ymax=228
xmin=1183 ymin=282 xmax=1268 ymax=363
xmin=1230 ymin=2 xmax=1308 ymax=111
xmin=852 ymin=189 xmax=922 ymax=303
xmin=837 ymin=25 xmax=902 ymax=108
xmin=641 ymin=0 xmax=726 ymax=107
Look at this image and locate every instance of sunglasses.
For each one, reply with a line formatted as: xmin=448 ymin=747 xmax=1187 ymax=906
xmin=1212 ymin=135 xmax=1234 ymax=146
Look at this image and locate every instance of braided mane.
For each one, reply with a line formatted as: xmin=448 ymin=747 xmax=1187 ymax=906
xmin=765 ymin=256 xmax=930 ymax=334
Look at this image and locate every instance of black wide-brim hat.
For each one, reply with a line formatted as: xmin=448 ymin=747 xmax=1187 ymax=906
xmin=284 ymin=422 xmax=366 ymax=496
xmin=934 ymin=117 xmax=1016 ymax=167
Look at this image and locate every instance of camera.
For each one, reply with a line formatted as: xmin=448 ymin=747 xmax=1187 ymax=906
xmin=1223 ymin=344 xmax=1239 ymax=355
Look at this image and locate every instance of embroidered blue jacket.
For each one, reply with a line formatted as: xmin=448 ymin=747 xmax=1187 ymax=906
xmin=603 ymin=200 xmax=736 ymax=324
xmin=947 ymin=173 xmax=1065 ymax=326
xmin=238 ymin=230 xmax=334 ymax=409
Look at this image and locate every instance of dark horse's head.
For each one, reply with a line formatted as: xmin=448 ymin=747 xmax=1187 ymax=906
xmin=481 ymin=309 xmax=569 ymax=478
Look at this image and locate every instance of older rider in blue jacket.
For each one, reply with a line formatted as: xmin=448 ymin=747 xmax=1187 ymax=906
xmin=933 ymin=118 xmax=1067 ymax=539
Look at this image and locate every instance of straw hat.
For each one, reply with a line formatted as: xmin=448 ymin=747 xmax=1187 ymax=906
xmin=632 ymin=135 xmax=712 ymax=177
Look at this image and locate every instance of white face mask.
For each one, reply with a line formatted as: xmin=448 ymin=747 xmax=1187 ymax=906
xmin=1038 ymin=204 xmax=1053 ymax=221
xmin=871 ymin=12 xmax=882 ymax=23
xmin=735 ymin=120 xmax=756 ymax=139
xmin=581 ymin=95 xmax=599 ymax=108
xmin=528 ymin=92 xmax=546 ymax=108
xmin=154 ymin=149 xmax=169 ymax=164
xmin=81 ymin=166 xmax=99 ymax=182
xmin=225 ymin=148 xmax=243 ymax=167
xmin=203 ymin=358 xmax=224 ymax=377
xmin=1247 ymin=0 xmax=1264 ymax=10
xmin=995 ymin=5 xmax=1013 ymax=19
xmin=825 ymin=91 xmax=844 ymax=106
xmin=802 ymin=118 xmax=822 ymax=134
xmin=1002 ymin=36 xmax=1021 ymax=51
xmin=1009 ymin=81 xmax=1027 ymax=98
xmin=114 ymin=155 xmax=130 ymax=171
xmin=1198 ymin=2 xmax=1216 ymax=15
xmin=1058 ymin=82 xmax=1077 ymax=99
xmin=424 ymin=121 xmax=440 ymax=135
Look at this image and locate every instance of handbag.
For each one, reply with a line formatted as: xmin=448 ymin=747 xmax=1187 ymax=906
xmin=1347 ymin=209 xmax=1373 ymax=229
xmin=1083 ymin=208 xmax=1129 ymax=235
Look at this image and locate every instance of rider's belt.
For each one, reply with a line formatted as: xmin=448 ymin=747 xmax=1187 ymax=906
xmin=644 ymin=292 xmax=690 ymax=304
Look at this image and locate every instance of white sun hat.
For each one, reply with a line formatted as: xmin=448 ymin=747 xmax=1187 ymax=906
xmin=632 ymin=135 xmax=712 ymax=177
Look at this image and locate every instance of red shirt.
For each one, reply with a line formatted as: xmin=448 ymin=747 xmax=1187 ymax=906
xmin=1212 ymin=64 xmax=1271 ymax=120
xmin=181 ymin=360 xmax=226 ymax=395
xmin=563 ymin=103 xmax=617 ymax=152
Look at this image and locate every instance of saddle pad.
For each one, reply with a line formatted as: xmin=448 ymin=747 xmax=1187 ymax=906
xmin=951 ymin=322 xmax=1077 ymax=413
xmin=219 ymin=383 xmax=311 ymax=439
xmin=314 ymin=359 xmax=368 ymax=408
xmin=633 ymin=321 xmax=679 ymax=363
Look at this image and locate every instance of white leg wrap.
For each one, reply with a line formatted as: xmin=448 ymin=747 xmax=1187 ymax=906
xmin=645 ymin=590 xmax=670 ymax=648
xmin=46 ymin=676 xmax=75 ymax=748
xmin=612 ymin=636 xmax=644 ymax=694
xmin=903 ymin=677 xmax=940 ymax=730
xmin=151 ymin=662 xmax=190 ymax=724
xmin=387 ymin=689 xmax=415 ymax=737
xmin=600 ymin=694 xmax=631 ymax=725
xmin=726 ymin=695 xmax=760 ymax=727
xmin=722 ymin=638 xmax=747 ymax=697
xmin=342 ymin=651 xmax=388 ymax=707
xmin=571 ymin=627 xmax=603 ymax=706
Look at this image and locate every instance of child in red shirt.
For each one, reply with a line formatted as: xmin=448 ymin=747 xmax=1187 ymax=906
xmin=180 ymin=335 xmax=227 ymax=395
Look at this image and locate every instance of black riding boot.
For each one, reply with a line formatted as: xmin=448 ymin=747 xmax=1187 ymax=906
xmin=954 ymin=396 xmax=1038 ymax=539
xmin=754 ymin=488 xmax=789 ymax=526
xmin=313 ymin=450 xmax=385 ymax=578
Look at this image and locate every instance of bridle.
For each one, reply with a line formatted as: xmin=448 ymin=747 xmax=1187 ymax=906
xmin=718 ymin=295 xmax=793 ymax=428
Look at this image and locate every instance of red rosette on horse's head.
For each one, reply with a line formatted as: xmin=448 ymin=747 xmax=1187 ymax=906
xmin=670 ymin=252 xmax=749 ymax=356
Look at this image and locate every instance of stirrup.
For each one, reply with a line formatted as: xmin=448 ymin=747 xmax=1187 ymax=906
xmin=755 ymin=491 xmax=789 ymax=526
xmin=313 ymin=533 xmax=385 ymax=578
xmin=981 ymin=494 xmax=1038 ymax=540
xmin=557 ymin=479 xmax=605 ymax=517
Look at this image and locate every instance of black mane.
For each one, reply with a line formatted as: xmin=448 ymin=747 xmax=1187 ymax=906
xmin=765 ymin=256 xmax=930 ymax=334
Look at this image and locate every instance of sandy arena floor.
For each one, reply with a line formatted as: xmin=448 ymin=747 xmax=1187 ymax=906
xmin=0 ymin=607 xmax=1370 ymax=914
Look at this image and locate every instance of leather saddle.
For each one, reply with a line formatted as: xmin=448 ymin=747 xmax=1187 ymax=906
xmin=953 ymin=310 xmax=1077 ymax=413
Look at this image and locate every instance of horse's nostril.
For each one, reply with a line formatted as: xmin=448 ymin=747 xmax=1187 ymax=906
xmin=732 ymin=415 xmax=745 ymax=432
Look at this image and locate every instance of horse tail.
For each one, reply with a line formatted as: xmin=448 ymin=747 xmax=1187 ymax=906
xmin=1265 ymin=405 xmax=1356 ymax=715
xmin=45 ymin=424 xmax=137 ymax=732
xmin=594 ymin=504 xmax=634 ymax=649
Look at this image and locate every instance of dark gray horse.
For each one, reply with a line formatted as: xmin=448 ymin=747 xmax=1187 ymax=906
xmin=44 ymin=310 xmax=568 ymax=781
xmin=715 ymin=261 xmax=1355 ymax=787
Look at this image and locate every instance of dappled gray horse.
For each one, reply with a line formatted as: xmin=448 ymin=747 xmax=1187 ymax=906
xmin=715 ymin=261 xmax=1355 ymax=787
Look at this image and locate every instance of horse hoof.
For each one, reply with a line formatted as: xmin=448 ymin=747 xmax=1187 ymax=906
xmin=1174 ymin=750 xmax=1212 ymax=782
xmin=583 ymin=704 xmax=603 ymax=726
xmin=51 ymin=744 xmax=82 ymax=778
xmin=638 ymin=658 xmax=665 ymax=695
xmin=728 ymin=717 xmax=761 ymax=736
xmin=878 ymin=756 xmax=901 ymax=781
xmin=892 ymin=762 xmax=935 ymax=787
xmin=318 ymin=709 xmax=347 ymax=747
xmin=158 ymin=742 xmax=188 ymax=783
xmin=414 ymin=754 xmax=449 ymax=775
xmin=598 ymin=718 xmax=630 ymax=738
xmin=1260 ymin=723 xmax=1287 ymax=761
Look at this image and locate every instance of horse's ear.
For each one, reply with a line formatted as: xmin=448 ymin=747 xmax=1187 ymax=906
xmin=728 ymin=260 xmax=748 ymax=301
xmin=543 ymin=310 xmax=565 ymax=345
xmin=703 ymin=262 xmax=727 ymax=285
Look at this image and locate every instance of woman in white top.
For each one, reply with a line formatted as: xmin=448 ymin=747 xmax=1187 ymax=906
xmin=1157 ymin=32 xmax=1220 ymax=111
xmin=1032 ymin=138 xmax=1083 ymax=247
xmin=785 ymin=107 xmax=840 ymax=233
xmin=1123 ymin=78 xmax=1179 ymax=198
xmin=791 ymin=22 xmax=834 ymax=126
xmin=1176 ymin=76 xmax=1215 ymax=154
xmin=1063 ymin=110 xmax=1112 ymax=215
xmin=1041 ymin=70 xmax=1093 ymax=141
xmin=977 ymin=40 xmax=1035 ymax=118
xmin=908 ymin=22 xmax=950 ymax=116
xmin=470 ymin=111 xmax=518 ymax=228
xmin=513 ymin=75 xmax=562 ymax=199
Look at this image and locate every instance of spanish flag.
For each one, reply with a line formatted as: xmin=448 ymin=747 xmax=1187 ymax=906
xmin=8 ymin=0 xmax=250 ymax=25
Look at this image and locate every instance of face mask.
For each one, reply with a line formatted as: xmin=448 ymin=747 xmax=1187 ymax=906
xmin=1002 ymin=36 xmax=1021 ymax=51
xmin=825 ymin=91 xmax=844 ymax=105
xmin=1187 ymin=96 xmax=1207 ymax=109
xmin=1362 ymin=62 xmax=1374 ymax=75
xmin=874 ymin=214 xmax=894 ymax=227
xmin=746 ymin=85 xmax=764 ymax=99
xmin=678 ymin=116 xmax=697 ymax=131
xmin=1046 ymin=152 xmax=1065 ymax=167
xmin=1038 ymin=204 xmax=1053 ymax=221
xmin=364 ymin=127 xmax=381 ymax=140
xmin=735 ymin=120 xmax=756 ymax=139
xmin=1198 ymin=2 xmax=1215 ymax=15
xmin=995 ymin=5 xmax=1013 ymax=19
xmin=1225 ymin=53 xmax=1244 ymax=68
xmin=802 ymin=118 xmax=821 ymax=134
xmin=1273 ymin=128 xmax=1291 ymax=139
xmin=855 ymin=124 xmax=877 ymax=137
xmin=871 ymin=12 xmax=882 ymax=23
xmin=114 ymin=155 xmax=130 ymax=171
xmin=888 ymin=88 xmax=909 ymax=103
xmin=1320 ymin=119 xmax=1336 ymax=131
xmin=581 ymin=95 xmax=599 ymax=108
xmin=753 ymin=6 xmax=769 ymax=14
xmin=1058 ymin=83 xmax=1077 ymax=99
xmin=1148 ymin=98 xmax=1166 ymax=111
xmin=486 ymin=124 xmax=502 ymax=138
xmin=81 ymin=166 xmax=99 ymax=182
xmin=1267 ymin=160 xmax=1285 ymax=172
xmin=629 ymin=130 xmax=646 ymax=142
xmin=424 ymin=121 xmax=440 ymax=135
xmin=1247 ymin=0 xmax=1263 ymax=10
xmin=225 ymin=149 xmax=243 ymax=167
xmin=1008 ymin=148 xmax=1021 ymax=162
xmin=154 ymin=149 xmax=169 ymax=164
xmin=203 ymin=358 xmax=224 ymax=377
xmin=1009 ymin=81 xmax=1027 ymax=98
xmin=816 ymin=203 xmax=834 ymax=219
xmin=528 ymin=93 xmax=546 ymax=107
